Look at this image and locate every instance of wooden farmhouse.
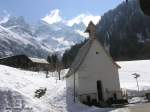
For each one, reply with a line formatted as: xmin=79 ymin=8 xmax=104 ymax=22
xmin=0 ymin=55 xmax=51 ymax=71
xmin=66 ymin=21 xmax=122 ymax=104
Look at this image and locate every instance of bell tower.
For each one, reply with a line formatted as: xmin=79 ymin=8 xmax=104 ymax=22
xmin=85 ymin=21 xmax=96 ymax=39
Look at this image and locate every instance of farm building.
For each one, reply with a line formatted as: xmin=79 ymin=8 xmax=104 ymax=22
xmin=0 ymin=55 xmax=51 ymax=71
xmin=66 ymin=21 xmax=122 ymax=104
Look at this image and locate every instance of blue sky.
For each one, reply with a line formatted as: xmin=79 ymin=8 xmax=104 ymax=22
xmin=0 ymin=0 xmax=123 ymax=24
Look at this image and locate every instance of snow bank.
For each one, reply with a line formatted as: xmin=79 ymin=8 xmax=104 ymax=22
xmin=128 ymin=97 xmax=147 ymax=104
xmin=0 ymin=65 xmax=54 ymax=112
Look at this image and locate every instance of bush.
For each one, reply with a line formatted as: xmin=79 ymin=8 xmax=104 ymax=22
xmin=35 ymin=88 xmax=47 ymax=98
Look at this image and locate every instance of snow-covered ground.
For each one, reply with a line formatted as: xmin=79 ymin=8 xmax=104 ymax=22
xmin=0 ymin=60 xmax=150 ymax=112
xmin=118 ymin=60 xmax=150 ymax=91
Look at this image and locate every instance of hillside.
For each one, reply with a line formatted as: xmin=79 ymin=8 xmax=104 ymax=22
xmin=97 ymin=0 xmax=150 ymax=60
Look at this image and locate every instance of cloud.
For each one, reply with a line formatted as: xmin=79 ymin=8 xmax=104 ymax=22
xmin=66 ymin=13 xmax=101 ymax=26
xmin=75 ymin=30 xmax=89 ymax=38
xmin=41 ymin=9 xmax=62 ymax=24
xmin=0 ymin=10 xmax=10 ymax=24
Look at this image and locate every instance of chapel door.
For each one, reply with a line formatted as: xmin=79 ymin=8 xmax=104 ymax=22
xmin=97 ymin=80 xmax=103 ymax=101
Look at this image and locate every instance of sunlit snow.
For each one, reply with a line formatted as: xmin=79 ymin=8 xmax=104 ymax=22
xmin=0 ymin=60 xmax=150 ymax=112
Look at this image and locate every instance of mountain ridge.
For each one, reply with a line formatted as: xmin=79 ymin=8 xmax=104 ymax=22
xmin=0 ymin=14 xmax=86 ymax=58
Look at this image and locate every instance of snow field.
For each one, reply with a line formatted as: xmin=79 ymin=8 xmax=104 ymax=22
xmin=0 ymin=60 xmax=150 ymax=111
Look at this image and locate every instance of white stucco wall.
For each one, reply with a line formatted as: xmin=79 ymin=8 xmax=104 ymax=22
xmin=66 ymin=72 xmax=79 ymax=96
xmin=66 ymin=74 xmax=74 ymax=89
xmin=77 ymin=39 xmax=121 ymax=101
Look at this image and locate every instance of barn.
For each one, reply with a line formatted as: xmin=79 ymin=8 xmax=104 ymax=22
xmin=0 ymin=55 xmax=51 ymax=71
xmin=66 ymin=21 xmax=122 ymax=104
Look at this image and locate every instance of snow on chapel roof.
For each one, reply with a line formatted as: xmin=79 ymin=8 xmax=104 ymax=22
xmin=66 ymin=21 xmax=120 ymax=77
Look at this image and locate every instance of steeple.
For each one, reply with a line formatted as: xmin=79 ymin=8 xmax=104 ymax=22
xmin=85 ymin=21 xmax=96 ymax=39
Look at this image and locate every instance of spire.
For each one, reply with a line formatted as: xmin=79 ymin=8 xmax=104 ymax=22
xmin=85 ymin=21 xmax=96 ymax=39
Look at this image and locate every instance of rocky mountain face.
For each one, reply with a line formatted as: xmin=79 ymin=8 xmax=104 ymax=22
xmin=0 ymin=16 xmax=50 ymax=58
xmin=0 ymin=15 xmax=86 ymax=58
xmin=97 ymin=0 xmax=150 ymax=60
xmin=34 ymin=21 xmax=86 ymax=53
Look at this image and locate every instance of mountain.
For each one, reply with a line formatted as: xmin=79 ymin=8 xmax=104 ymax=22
xmin=0 ymin=15 xmax=86 ymax=58
xmin=33 ymin=21 xmax=86 ymax=53
xmin=0 ymin=24 xmax=50 ymax=58
xmin=96 ymin=0 xmax=150 ymax=60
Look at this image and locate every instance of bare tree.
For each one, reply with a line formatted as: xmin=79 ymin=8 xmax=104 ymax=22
xmin=132 ymin=73 xmax=140 ymax=92
xmin=45 ymin=69 xmax=49 ymax=78
xmin=56 ymin=60 xmax=63 ymax=80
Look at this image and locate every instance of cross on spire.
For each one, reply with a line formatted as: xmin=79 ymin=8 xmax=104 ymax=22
xmin=85 ymin=21 xmax=96 ymax=39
